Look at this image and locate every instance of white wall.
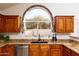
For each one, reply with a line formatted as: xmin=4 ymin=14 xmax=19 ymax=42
xmin=2 ymin=3 xmax=79 ymax=18
xmin=1 ymin=3 xmax=79 ymax=39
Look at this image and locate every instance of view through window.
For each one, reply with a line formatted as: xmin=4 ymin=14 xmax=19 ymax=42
xmin=23 ymin=8 xmax=52 ymax=38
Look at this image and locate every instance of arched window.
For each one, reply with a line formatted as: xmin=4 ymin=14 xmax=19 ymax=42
xmin=22 ymin=5 xmax=53 ymax=38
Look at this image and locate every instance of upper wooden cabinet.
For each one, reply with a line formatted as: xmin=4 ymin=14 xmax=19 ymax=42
xmin=0 ymin=14 xmax=20 ymax=33
xmin=4 ymin=15 xmax=20 ymax=32
xmin=55 ymin=16 xmax=74 ymax=33
xmin=66 ymin=17 xmax=74 ymax=32
xmin=0 ymin=14 xmax=4 ymax=32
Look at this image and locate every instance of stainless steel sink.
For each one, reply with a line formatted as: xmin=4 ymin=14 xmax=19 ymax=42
xmin=31 ymin=41 xmax=48 ymax=43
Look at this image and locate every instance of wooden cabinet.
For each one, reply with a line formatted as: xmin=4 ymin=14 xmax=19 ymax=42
xmin=50 ymin=49 xmax=62 ymax=56
xmin=4 ymin=15 xmax=20 ymax=32
xmin=40 ymin=44 xmax=50 ymax=56
xmin=55 ymin=16 xmax=74 ymax=33
xmin=29 ymin=44 xmax=40 ymax=56
xmin=63 ymin=45 xmax=71 ymax=56
xmin=66 ymin=17 xmax=74 ymax=32
xmin=50 ymin=44 xmax=63 ymax=56
xmin=29 ymin=44 xmax=79 ymax=56
xmin=0 ymin=14 xmax=20 ymax=33
xmin=55 ymin=16 xmax=65 ymax=33
xmin=63 ymin=45 xmax=79 ymax=56
xmin=0 ymin=14 xmax=4 ymax=32
xmin=29 ymin=44 xmax=50 ymax=56
xmin=29 ymin=44 xmax=62 ymax=56
xmin=0 ymin=45 xmax=15 ymax=56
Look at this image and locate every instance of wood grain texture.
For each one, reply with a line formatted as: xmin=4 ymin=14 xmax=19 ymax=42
xmin=4 ymin=15 xmax=20 ymax=32
xmin=29 ymin=44 xmax=63 ymax=56
xmin=0 ymin=45 xmax=15 ymax=56
xmin=0 ymin=15 xmax=20 ymax=33
xmin=55 ymin=16 xmax=74 ymax=33
xmin=0 ymin=14 xmax=4 ymax=32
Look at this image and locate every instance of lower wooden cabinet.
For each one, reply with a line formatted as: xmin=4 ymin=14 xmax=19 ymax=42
xmin=29 ymin=44 xmax=79 ymax=56
xmin=50 ymin=49 xmax=62 ymax=56
xmin=0 ymin=45 xmax=15 ymax=56
xmin=29 ymin=44 xmax=50 ymax=56
xmin=29 ymin=44 xmax=40 ymax=56
xmin=63 ymin=45 xmax=79 ymax=56
xmin=63 ymin=46 xmax=71 ymax=56
xmin=29 ymin=49 xmax=40 ymax=56
xmin=50 ymin=44 xmax=63 ymax=56
xmin=29 ymin=44 xmax=63 ymax=56
xmin=40 ymin=44 xmax=50 ymax=56
xmin=0 ymin=44 xmax=79 ymax=56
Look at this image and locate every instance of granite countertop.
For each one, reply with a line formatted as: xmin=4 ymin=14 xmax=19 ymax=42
xmin=70 ymin=35 xmax=79 ymax=39
xmin=0 ymin=39 xmax=79 ymax=54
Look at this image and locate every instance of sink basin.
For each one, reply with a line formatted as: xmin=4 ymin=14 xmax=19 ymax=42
xmin=31 ymin=41 xmax=48 ymax=43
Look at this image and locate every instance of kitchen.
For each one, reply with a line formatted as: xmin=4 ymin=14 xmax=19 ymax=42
xmin=0 ymin=3 xmax=79 ymax=56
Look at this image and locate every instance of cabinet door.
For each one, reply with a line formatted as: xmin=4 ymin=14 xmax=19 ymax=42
xmin=40 ymin=44 xmax=50 ymax=56
xmin=29 ymin=44 xmax=40 ymax=56
xmin=50 ymin=49 xmax=62 ymax=56
xmin=6 ymin=45 xmax=15 ymax=56
xmin=5 ymin=16 xmax=20 ymax=32
xmin=50 ymin=44 xmax=63 ymax=56
xmin=0 ymin=45 xmax=15 ymax=56
xmin=0 ymin=47 xmax=3 ymax=56
xmin=0 ymin=14 xmax=4 ymax=32
xmin=63 ymin=46 xmax=71 ymax=56
xmin=66 ymin=16 xmax=74 ymax=32
xmin=29 ymin=50 xmax=39 ymax=56
xmin=55 ymin=16 xmax=66 ymax=33
xmin=55 ymin=16 xmax=74 ymax=33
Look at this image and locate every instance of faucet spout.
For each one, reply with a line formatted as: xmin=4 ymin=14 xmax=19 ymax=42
xmin=38 ymin=34 xmax=41 ymax=41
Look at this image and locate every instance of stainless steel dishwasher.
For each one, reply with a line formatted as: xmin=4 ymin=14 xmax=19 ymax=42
xmin=15 ymin=45 xmax=28 ymax=56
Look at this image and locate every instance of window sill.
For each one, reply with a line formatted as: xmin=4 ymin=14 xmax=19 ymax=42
xmin=23 ymin=36 xmax=52 ymax=39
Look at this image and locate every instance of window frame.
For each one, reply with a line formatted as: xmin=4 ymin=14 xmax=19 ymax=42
xmin=22 ymin=5 xmax=54 ymax=33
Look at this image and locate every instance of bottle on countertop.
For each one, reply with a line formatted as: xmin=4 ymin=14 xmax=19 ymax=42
xmin=52 ymin=33 xmax=57 ymax=42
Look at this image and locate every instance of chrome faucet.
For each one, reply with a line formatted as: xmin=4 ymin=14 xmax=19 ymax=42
xmin=37 ymin=29 xmax=41 ymax=41
xmin=38 ymin=34 xmax=41 ymax=41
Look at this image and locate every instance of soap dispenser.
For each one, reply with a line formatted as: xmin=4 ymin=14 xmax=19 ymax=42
xmin=52 ymin=33 xmax=57 ymax=42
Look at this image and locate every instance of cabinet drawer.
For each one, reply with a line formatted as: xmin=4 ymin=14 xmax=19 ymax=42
xmin=40 ymin=44 xmax=50 ymax=50
xmin=50 ymin=49 xmax=62 ymax=56
xmin=29 ymin=44 xmax=39 ymax=49
xmin=51 ymin=44 xmax=62 ymax=49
